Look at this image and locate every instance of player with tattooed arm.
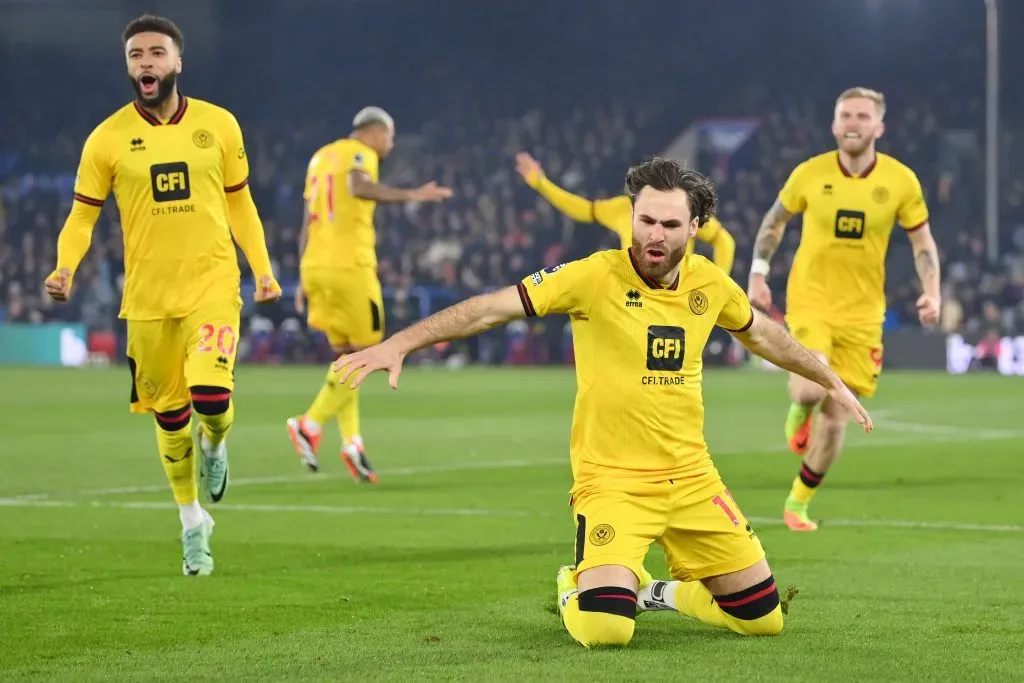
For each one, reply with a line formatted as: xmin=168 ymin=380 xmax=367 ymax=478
xmin=747 ymin=87 xmax=941 ymax=531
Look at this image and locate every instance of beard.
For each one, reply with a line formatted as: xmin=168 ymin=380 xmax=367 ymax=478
xmin=836 ymin=134 xmax=874 ymax=157
xmin=631 ymin=237 xmax=686 ymax=283
xmin=129 ymin=71 xmax=177 ymax=109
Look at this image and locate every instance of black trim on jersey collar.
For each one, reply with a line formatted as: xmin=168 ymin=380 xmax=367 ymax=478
xmin=627 ymin=248 xmax=679 ymax=291
xmin=836 ymin=151 xmax=876 ymax=179
xmin=133 ymin=94 xmax=188 ymax=126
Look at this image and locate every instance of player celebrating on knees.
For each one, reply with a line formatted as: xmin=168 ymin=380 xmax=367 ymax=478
xmin=515 ymin=151 xmax=736 ymax=273
xmin=287 ymin=107 xmax=452 ymax=481
xmin=747 ymin=87 xmax=941 ymax=532
xmin=45 ymin=15 xmax=281 ymax=576
xmin=334 ymin=158 xmax=873 ymax=647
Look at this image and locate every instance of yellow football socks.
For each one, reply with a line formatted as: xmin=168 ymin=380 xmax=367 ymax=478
xmin=307 ymin=367 xmax=359 ymax=442
xmin=561 ymin=590 xmax=636 ymax=647
xmin=789 ymin=463 xmax=826 ymax=504
xmin=155 ymin=414 xmax=197 ymax=506
xmin=673 ymin=578 xmax=784 ymax=636
xmin=198 ymin=399 xmax=234 ymax=447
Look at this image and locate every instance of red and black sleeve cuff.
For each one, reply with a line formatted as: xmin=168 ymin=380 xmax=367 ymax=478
xmin=517 ymin=282 xmax=537 ymax=317
xmin=904 ymin=220 xmax=928 ymax=232
xmin=724 ymin=311 xmax=755 ymax=333
xmin=224 ymin=178 xmax=249 ymax=193
xmin=73 ymin=193 xmax=104 ymax=207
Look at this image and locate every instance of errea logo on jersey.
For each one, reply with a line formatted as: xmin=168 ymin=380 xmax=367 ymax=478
xmin=150 ymin=162 xmax=191 ymax=202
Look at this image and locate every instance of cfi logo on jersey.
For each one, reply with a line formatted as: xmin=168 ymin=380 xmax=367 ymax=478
xmin=192 ymin=129 xmax=214 ymax=149
xmin=688 ymin=289 xmax=708 ymax=315
xmin=150 ymin=162 xmax=191 ymax=202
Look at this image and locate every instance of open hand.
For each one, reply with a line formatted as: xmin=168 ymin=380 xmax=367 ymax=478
xmin=410 ymin=181 xmax=453 ymax=202
xmin=332 ymin=341 xmax=406 ymax=390
xmin=515 ymin=152 xmax=544 ymax=187
xmin=827 ymin=381 xmax=873 ymax=433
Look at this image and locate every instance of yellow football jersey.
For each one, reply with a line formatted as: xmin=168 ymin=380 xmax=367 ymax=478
xmin=591 ymin=194 xmax=729 ymax=266
xmin=517 ymin=249 xmax=753 ymax=491
xmin=72 ymin=96 xmax=248 ymax=320
xmin=779 ymin=151 xmax=929 ymax=326
xmin=300 ymin=138 xmax=380 ymax=271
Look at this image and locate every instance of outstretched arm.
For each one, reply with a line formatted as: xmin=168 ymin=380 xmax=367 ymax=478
xmin=697 ymin=221 xmax=737 ymax=273
xmin=333 ymin=286 xmax=528 ymax=388
xmin=730 ymin=310 xmax=872 ymax=430
xmin=349 ymin=170 xmax=452 ymax=204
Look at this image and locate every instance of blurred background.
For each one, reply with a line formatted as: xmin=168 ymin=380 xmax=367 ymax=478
xmin=1 ymin=0 xmax=1022 ymax=374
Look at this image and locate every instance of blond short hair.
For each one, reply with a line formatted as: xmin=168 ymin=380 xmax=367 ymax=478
xmin=836 ymin=87 xmax=886 ymax=119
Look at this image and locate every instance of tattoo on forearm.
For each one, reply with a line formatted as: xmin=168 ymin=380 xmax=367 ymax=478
xmin=914 ymin=247 xmax=938 ymax=283
xmin=754 ymin=200 xmax=791 ymax=261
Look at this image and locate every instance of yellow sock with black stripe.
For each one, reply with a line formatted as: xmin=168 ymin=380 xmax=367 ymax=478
xmin=154 ymin=405 xmax=201 ymax=529
xmin=640 ymin=576 xmax=783 ymax=636
xmin=190 ymin=386 xmax=234 ymax=448
xmin=789 ymin=462 xmax=826 ymax=505
xmin=560 ymin=587 xmax=637 ymax=647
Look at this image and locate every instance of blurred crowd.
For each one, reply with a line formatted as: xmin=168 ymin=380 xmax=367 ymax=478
xmin=2 ymin=1 xmax=1023 ymax=366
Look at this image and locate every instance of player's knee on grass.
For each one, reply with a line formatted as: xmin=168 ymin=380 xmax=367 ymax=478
xmin=190 ymin=385 xmax=231 ymax=416
xmin=714 ymin=576 xmax=784 ymax=637
xmin=566 ymin=587 xmax=637 ymax=647
xmin=154 ymin=404 xmax=192 ymax=432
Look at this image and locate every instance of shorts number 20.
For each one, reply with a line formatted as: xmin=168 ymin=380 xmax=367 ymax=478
xmin=197 ymin=324 xmax=236 ymax=355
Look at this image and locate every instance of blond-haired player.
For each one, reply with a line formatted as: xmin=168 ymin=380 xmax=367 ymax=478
xmin=287 ymin=107 xmax=452 ymax=481
xmin=748 ymin=87 xmax=941 ymax=531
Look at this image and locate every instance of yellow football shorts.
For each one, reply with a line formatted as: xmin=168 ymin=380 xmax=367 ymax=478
xmin=571 ymin=473 xmax=766 ymax=583
xmin=302 ymin=267 xmax=384 ymax=349
xmin=126 ymin=300 xmax=241 ymax=414
xmin=785 ymin=314 xmax=884 ymax=398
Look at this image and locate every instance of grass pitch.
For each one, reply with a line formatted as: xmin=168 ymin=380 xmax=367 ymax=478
xmin=0 ymin=366 xmax=1021 ymax=681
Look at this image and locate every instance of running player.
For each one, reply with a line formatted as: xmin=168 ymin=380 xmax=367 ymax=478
xmin=747 ymin=87 xmax=940 ymax=531
xmin=45 ymin=15 xmax=281 ymax=575
xmin=287 ymin=107 xmax=452 ymax=481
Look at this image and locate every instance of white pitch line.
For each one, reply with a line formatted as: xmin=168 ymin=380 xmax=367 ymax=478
xmin=5 ymin=422 xmax=1015 ymax=503
xmin=746 ymin=516 xmax=1022 ymax=534
xmin=873 ymin=419 xmax=1024 ymax=440
xmin=0 ymin=497 xmax=1017 ymax=533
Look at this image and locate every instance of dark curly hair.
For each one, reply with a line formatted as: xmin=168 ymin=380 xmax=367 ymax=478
xmin=122 ymin=14 xmax=184 ymax=53
xmin=624 ymin=157 xmax=717 ymax=227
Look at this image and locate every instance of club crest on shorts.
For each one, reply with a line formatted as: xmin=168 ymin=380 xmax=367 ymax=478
xmin=589 ymin=524 xmax=615 ymax=546
xmin=688 ymin=289 xmax=708 ymax=315
xmin=192 ymin=129 xmax=214 ymax=149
